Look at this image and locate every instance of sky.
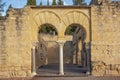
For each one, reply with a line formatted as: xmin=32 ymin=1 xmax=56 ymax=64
xmin=1 ymin=0 xmax=91 ymax=16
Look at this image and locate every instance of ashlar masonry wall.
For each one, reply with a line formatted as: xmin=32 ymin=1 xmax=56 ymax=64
xmin=0 ymin=8 xmax=32 ymax=78
xmin=91 ymin=2 xmax=120 ymax=76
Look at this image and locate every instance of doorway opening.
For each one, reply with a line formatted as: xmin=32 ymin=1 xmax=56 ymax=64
xmin=63 ymin=24 xmax=87 ymax=75
xmin=34 ymin=23 xmax=89 ymax=76
xmin=35 ymin=24 xmax=60 ymax=76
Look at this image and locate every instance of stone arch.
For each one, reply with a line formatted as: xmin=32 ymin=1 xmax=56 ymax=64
xmin=33 ymin=11 xmax=61 ymax=36
xmin=37 ymin=23 xmax=59 ymax=66
xmin=38 ymin=23 xmax=58 ymax=35
xmin=65 ymin=23 xmax=87 ymax=41
xmin=63 ymin=23 xmax=89 ymax=67
xmin=62 ymin=11 xmax=90 ymax=42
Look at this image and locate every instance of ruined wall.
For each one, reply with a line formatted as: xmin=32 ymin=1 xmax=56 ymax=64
xmin=0 ymin=7 xmax=32 ymax=78
xmin=0 ymin=3 xmax=120 ymax=77
xmin=91 ymin=1 xmax=120 ymax=76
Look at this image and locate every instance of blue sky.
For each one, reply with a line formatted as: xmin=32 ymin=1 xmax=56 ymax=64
xmin=1 ymin=0 xmax=91 ymax=16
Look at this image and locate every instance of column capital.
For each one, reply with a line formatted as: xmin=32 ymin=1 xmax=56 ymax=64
xmin=57 ymin=40 xmax=66 ymax=46
xmin=32 ymin=42 xmax=38 ymax=46
xmin=57 ymin=42 xmax=65 ymax=46
xmin=32 ymin=42 xmax=38 ymax=49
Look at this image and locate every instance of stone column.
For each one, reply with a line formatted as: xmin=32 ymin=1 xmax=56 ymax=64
xmin=58 ymin=41 xmax=65 ymax=75
xmin=32 ymin=42 xmax=37 ymax=76
xmin=85 ymin=42 xmax=91 ymax=75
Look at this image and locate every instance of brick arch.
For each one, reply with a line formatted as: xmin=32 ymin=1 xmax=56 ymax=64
xmin=61 ymin=11 xmax=90 ymax=42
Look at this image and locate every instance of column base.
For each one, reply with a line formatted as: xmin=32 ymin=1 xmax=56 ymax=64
xmin=59 ymin=73 xmax=64 ymax=76
xmin=86 ymin=71 xmax=90 ymax=75
xmin=32 ymin=72 xmax=37 ymax=76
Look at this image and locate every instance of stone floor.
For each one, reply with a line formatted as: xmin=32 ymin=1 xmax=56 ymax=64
xmin=36 ymin=63 xmax=87 ymax=77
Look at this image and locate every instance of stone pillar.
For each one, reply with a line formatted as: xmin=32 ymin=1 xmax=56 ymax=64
xmin=32 ymin=42 xmax=37 ymax=76
xmin=76 ymin=41 xmax=82 ymax=65
xmin=58 ymin=41 xmax=65 ymax=75
xmin=85 ymin=42 xmax=91 ymax=75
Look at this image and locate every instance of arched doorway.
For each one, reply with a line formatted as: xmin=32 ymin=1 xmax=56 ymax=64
xmin=64 ymin=23 xmax=88 ymax=75
xmin=31 ymin=10 xmax=91 ymax=76
xmin=34 ymin=23 xmax=90 ymax=76
xmin=35 ymin=23 xmax=60 ymax=75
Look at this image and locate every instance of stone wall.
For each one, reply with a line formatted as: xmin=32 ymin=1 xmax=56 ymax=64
xmin=0 ymin=2 xmax=120 ymax=77
xmin=0 ymin=8 xmax=32 ymax=78
xmin=91 ymin=1 xmax=120 ymax=76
